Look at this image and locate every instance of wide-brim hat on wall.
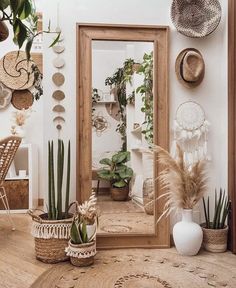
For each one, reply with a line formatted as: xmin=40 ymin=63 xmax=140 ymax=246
xmin=175 ymin=48 xmax=205 ymax=88
xmin=171 ymin=0 xmax=222 ymax=38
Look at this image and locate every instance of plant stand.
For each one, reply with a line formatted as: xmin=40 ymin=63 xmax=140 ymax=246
xmin=66 ymin=240 xmax=96 ymax=267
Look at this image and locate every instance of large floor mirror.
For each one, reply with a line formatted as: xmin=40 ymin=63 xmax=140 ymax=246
xmin=77 ymin=24 xmax=169 ymax=248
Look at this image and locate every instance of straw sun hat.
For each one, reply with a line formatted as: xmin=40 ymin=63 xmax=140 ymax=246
xmin=171 ymin=0 xmax=222 ymax=38
xmin=175 ymin=48 xmax=205 ymax=89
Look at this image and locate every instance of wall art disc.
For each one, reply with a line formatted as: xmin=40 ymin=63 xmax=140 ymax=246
xmin=52 ymin=90 xmax=65 ymax=101
xmin=53 ymin=104 xmax=65 ymax=113
xmin=176 ymin=101 xmax=205 ymax=131
xmin=53 ymin=116 xmax=65 ymax=122
xmin=52 ymin=45 xmax=65 ymax=54
xmin=31 ymin=52 xmax=43 ymax=74
xmin=53 ymin=58 xmax=65 ymax=69
xmin=0 ymin=82 xmax=12 ymax=109
xmin=0 ymin=51 xmax=35 ymax=90
xmin=11 ymin=90 xmax=34 ymax=110
xmin=52 ymin=72 xmax=65 ymax=86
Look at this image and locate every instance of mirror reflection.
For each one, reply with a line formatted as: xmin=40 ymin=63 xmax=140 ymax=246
xmin=92 ymin=41 xmax=154 ymax=235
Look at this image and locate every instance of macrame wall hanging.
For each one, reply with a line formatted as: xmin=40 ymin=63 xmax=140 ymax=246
xmin=172 ymin=101 xmax=210 ymax=166
xmin=92 ymin=112 xmax=109 ymax=137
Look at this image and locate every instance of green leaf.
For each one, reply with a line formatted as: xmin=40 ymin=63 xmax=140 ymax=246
xmin=79 ymin=221 xmax=88 ymax=243
xmin=0 ymin=0 xmax=10 ymax=9
xmin=13 ymin=19 xmax=27 ymax=49
xmin=97 ymin=170 xmax=112 ymax=180
xmin=113 ymin=180 xmax=127 ymax=188
xmin=112 ymin=151 xmax=130 ymax=164
xmin=118 ymin=167 xmax=133 ymax=179
xmin=49 ymin=32 xmax=61 ymax=48
xmin=99 ymin=158 xmax=112 ymax=166
xmin=25 ymin=37 xmax=33 ymax=61
xmin=18 ymin=0 xmax=32 ymax=19
xmin=10 ymin=0 xmax=21 ymax=15
xmin=70 ymin=222 xmax=81 ymax=244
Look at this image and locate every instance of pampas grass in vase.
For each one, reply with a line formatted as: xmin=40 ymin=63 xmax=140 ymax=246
xmin=153 ymin=144 xmax=208 ymax=256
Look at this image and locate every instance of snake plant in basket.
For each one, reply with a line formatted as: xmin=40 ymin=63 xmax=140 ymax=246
xmin=201 ymin=189 xmax=230 ymax=252
xmin=28 ymin=139 xmax=73 ymax=263
xmin=66 ymin=192 xmax=97 ymax=267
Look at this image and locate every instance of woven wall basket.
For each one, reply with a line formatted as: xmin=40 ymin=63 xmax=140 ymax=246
xmin=28 ymin=210 xmax=73 ymax=263
xmin=0 ymin=51 xmax=35 ymax=90
xmin=202 ymin=225 xmax=228 ymax=253
xmin=65 ymin=240 xmax=96 ymax=267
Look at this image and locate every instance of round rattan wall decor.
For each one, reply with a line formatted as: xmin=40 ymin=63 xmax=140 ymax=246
xmin=0 ymin=51 xmax=35 ymax=90
xmin=52 ymin=90 xmax=65 ymax=101
xmin=52 ymin=72 xmax=65 ymax=86
xmin=11 ymin=90 xmax=34 ymax=110
xmin=53 ymin=104 xmax=65 ymax=113
xmin=171 ymin=0 xmax=222 ymax=38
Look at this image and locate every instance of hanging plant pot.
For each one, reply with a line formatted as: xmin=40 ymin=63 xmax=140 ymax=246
xmin=201 ymin=225 xmax=228 ymax=253
xmin=28 ymin=211 xmax=73 ymax=263
xmin=111 ymin=186 xmax=129 ymax=201
xmin=66 ymin=240 xmax=96 ymax=267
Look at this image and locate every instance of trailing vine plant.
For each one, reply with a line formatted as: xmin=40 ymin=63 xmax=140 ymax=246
xmin=105 ymin=58 xmax=136 ymax=151
xmin=136 ymin=52 xmax=153 ymax=144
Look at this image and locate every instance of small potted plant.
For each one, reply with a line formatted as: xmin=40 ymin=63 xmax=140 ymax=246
xmin=66 ymin=192 xmax=97 ymax=267
xmin=28 ymin=140 xmax=73 ymax=263
xmin=202 ymin=189 xmax=230 ymax=253
xmin=97 ymin=151 xmax=133 ymax=201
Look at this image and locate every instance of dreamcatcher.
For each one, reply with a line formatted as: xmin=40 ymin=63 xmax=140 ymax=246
xmin=172 ymin=101 xmax=210 ymax=166
xmin=92 ymin=112 xmax=109 ymax=136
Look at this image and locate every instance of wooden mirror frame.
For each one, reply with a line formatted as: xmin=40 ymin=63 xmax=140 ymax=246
xmin=76 ymin=23 xmax=170 ymax=248
xmin=228 ymin=0 xmax=236 ymax=253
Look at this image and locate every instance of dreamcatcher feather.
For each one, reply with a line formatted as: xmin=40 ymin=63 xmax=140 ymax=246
xmin=171 ymin=101 xmax=210 ymax=166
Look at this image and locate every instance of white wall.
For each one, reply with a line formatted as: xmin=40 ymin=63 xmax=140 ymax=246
xmin=1 ymin=0 xmax=227 ymax=222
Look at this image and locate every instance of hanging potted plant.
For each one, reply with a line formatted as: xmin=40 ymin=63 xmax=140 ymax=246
xmin=154 ymin=144 xmax=208 ymax=256
xmin=65 ymin=192 xmax=97 ymax=267
xmin=97 ymin=151 xmax=133 ymax=201
xmin=28 ymin=139 xmax=73 ymax=263
xmin=201 ymin=189 xmax=230 ymax=252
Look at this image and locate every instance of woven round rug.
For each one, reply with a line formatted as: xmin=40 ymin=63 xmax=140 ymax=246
xmin=0 ymin=51 xmax=35 ymax=90
xmin=11 ymin=90 xmax=34 ymax=110
xmin=31 ymin=249 xmax=236 ymax=288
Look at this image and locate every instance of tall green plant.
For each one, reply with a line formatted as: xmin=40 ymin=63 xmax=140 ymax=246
xmin=202 ymin=189 xmax=230 ymax=229
xmin=48 ymin=140 xmax=71 ymax=220
xmin=136 ymin=52 xmax=153 ymax=144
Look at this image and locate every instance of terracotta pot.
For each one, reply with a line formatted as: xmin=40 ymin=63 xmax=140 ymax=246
xmin=111 ymin=186 xmax=129 ymax=201
xmin=202 ymin=225 xmax=228 ymax=253
xmin=66 ymin=240 xmax=96 ymax=267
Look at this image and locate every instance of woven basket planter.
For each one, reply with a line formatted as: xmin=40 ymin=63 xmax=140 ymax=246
xmin=29 ymin=211 xmax=73 ymax=264
xmin=202 ymin=225 xmax=228 ymax=253
xmin=65 ymin=240 xmax=96 ymax=267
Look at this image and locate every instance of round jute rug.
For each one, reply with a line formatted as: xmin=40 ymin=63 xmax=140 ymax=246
xmin=31 ymin=249 xmax=236 ymax=288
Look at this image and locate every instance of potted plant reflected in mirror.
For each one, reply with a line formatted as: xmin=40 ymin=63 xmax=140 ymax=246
xmin=97 ymin=151 xmax=133 ymax=201
xmin=66 ymin=193 xmax=97 ymax=267
xmin=201 ymin=189 xmax=230 ymax=253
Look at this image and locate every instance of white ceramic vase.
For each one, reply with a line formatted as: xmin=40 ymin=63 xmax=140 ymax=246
xmin=173 ymin=209 xmax=203 ymax=256
xmin=85 ymin=223 xmax=96 ymax=239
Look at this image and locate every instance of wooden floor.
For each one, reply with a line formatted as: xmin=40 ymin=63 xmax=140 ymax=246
xmin=0 ymin=214 xmax=236 ymax=288
xmin=0 ymin=213 xmax=51 ymax=288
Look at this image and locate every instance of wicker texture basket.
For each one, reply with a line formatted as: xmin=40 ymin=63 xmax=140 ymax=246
xmin=28 ymin=210 xmax=73 ymax=264
xmin=202 ymin=226 xmax=228 ymax=253
xmin=66 ymin=240 xmax=96 ymax=267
